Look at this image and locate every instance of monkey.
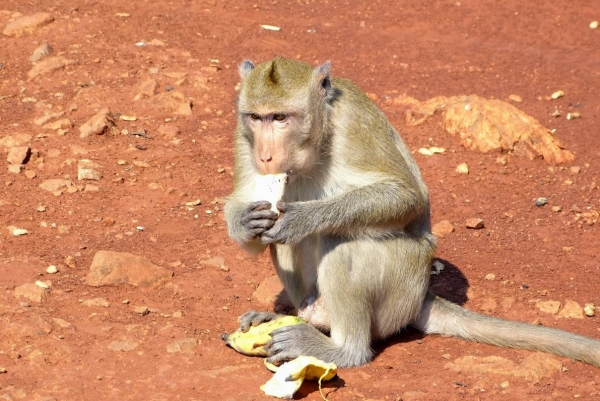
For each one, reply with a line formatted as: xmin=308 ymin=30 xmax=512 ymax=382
xmin=224 ymin=57 xmax=600 ymax=369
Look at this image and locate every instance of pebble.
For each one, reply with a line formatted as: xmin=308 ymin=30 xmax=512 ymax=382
xmin=2 ymin=13 xmax=54 ymax=37
xmin=12 ymin=228 xmax=29 ymax=236
xmin=431 ymin=220 xmax=454 ymax=237
xmin=551 ymin=206 xmax=561 ymax=212
xmin=566 ymin=112 xmax=580 ymax=120
xmin=485 ymin=273 xmax=496 ymax=281
xmin=508 ymin=94 xmax=522 ymax=103
xmin=132 ymin=306 xmax=149 ymax=316
xmin=591 ymin=21 xmax=599 ymax=29
xmin=30 ymin=42 xmax=53 ymax=62
xmin=78 ymin=159 xmax=103 ymax=181
xmin=7 ymin=146 xmax=31 ymax=165
xmin=535 ymin=197 xmax=547 ymax=207
xmin=550 ymin=90 xmax=564 ymax=100
xmin=465 ymin=218 xmax=484 ymax=229
xmin=0 ymin=367 xmax=6 ymax=373
xmin=584 ymin=303 xmax=595 ymax=317
xmin=46 ymin=265 xmax=58 ymax=274
xmin=35 ymin=280 xmax=50 ymax=289
xmin=455 ymin=163 xmax=469 ymax=174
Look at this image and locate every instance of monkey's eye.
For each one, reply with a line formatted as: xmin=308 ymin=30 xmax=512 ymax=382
xmin=273 ymin=114 xmax=287 ymax=122
xmin=249 ymin=113 xmax=261 ymax=121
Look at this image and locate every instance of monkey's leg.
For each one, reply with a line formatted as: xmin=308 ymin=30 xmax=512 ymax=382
xmin=268 ymin=238 xmax=376 ymax=368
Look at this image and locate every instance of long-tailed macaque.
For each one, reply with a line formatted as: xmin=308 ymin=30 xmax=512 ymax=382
xmin=224 ymin=57 xmax=600 ymax=369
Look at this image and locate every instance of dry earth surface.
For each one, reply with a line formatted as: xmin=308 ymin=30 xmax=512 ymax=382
xmin=0 ymin=1 xmax=599 ymax=400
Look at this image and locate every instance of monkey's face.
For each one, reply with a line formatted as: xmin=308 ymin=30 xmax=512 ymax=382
xmin=237 ymin=57 xmax=331 ymax=177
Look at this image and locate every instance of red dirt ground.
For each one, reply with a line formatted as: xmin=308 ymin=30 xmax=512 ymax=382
xmin=0 ymin=1 xmax=599 ymax=400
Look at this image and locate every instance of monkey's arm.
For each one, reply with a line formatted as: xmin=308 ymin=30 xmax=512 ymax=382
xmin=262 ymin=179 xmax=427 ymax=244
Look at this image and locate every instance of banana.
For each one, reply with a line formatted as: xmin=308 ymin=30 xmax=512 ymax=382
xmin=261 ymin=356 xmax=337 ymax=399
xmin=221 ymin=315 xmax=306 ymax=356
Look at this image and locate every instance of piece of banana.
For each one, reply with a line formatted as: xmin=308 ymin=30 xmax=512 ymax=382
xmin=221 ymin=315 xmax=306 ymax=356
xmin=254 ymin=173 xmax=288 ymax=214
xmin=261 ymin=356 xmax=338 ymax=399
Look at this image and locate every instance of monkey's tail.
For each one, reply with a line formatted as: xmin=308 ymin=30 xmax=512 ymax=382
xmin=412 ymin=292 xmax=600 ymax=368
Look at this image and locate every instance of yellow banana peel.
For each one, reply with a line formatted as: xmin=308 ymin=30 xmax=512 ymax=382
xmin=221 ymin=315 xmax=306 ymax=356
xmin=261 ymin=356 xmax=337 ymax=400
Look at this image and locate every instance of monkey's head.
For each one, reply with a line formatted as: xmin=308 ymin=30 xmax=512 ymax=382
xmin=236 ymin=57 xmax=332 ymax=176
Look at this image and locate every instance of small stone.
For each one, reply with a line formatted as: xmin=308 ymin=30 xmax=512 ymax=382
xmin=82 ymin=298 xmax=110 ymax=307
xmin=86 ymin=250 xmax=173 ymax=288
xmin=108 ymin=341 xmax=138 ymax=351
xmin=65 ymin=255 xmax=76 ymax=268
xmin=431 ymin=260 xmax=445 ymax=275
xmin=569 ymin=166 xmax=581 ymax=174
xmin=35 ymin=280 xmax=50 ymax=289
xmin=11 ymin=228 xmax=29 ymax=236
xmin=562 ymin=246 xmax=573 ymax=254
xmin=219 ymin=265 xmax=230 ymax=272
xmin=508 ymin=94 xmax=522 ymax=103
xmin=25 ymin=170 xmax=36 ymax=179
xmin=3 ymin=13 xmax=55 ymax=37
xmin=455 ymin=163 xmax=469 ymax=174
xmin=536 ymin=300 xmax=561 ymax=315
xmin=7 ymin=164 xmax=22 ymax=174
xmin=465 ymin=218 xmax=484 ymax=229
xmin=432 ymin=220 xmax=454 ymax=237
xmin=566 ymin=112 xmax=581 ymax=120
xmin=14 ymin=283 xmax=48 ymax=303
xmin=78 ymin=159 xmax=102 ymax=181
xmin=133 ymin=306 xmax=149 ymax=316
xmin=166 ymin=338 xmax=198 ymax=353
xmin=39 ymin=179 xmax=73 ymax=193
xmin=551 ymin=206 xmax=562 ymax=212
xmin=133 ymin=160 xmax=151 ymax=168
xmin=535 ymin=197 xmax=547 ymax=207
xmin=550 ymin=90 xmax=564 ymax=100
xmin=201 ymin=256 xmax=226 ymax=268
xmin=558 ymin=299 xmax=584 ymax=319
xmin=590 ymin=21 xmax=599 ymax=29
xmin=84 ymin=184 xmax=100 ymax=192
xmin=7 ymin=146 xmax=31 ymax=165
xmin=30 ymin=42 xmax=53 ymax=62
xmin=584 ymin=303 xmax=595 ymax=317
xmin=28 ymin=56 xmax=72 ymax=80
xmin=122 ymin=299 xmax=130 ymax=304
xmin=480 ymin=297 xmax=497 ymax=313
xmin=46 ymin=265 xmax=58 ymax=274
xmin=485 ymin=273 xmax=496 ymax=281
xmin=0 ymin=367 xmax=6 ymax=373
xmin=172 ymin=311 xmax=183 ymax=318
xmin=79 ymin=108 xmax=116 ymax=138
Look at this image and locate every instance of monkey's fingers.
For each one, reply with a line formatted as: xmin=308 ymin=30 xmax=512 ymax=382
xmin=266 ymin=325 xmax=310 ymax=363
xmin=275 ymin=201 xmax=288 ymax=214
xmin=248 ymin=200 xmax=274 ymax=212
xmin=238 ymin=311 xmax=279 ymax=332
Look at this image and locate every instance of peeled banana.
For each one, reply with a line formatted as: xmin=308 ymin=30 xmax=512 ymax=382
xmin=261 ymin=356 xmax=337 ymax=399
xmin=221 ymin=315 xmax=306 ymax=356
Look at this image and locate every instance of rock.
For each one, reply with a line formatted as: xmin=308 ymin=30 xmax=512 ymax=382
xmin=25 ymin=170 xmax=36 ymax=179
xmin=78 ymin=159 xmax=102 ymax=181
xmin=11 ymin=227 xmax=29 ymax=236
xmin=551 ymin=205 xmax=562 ymax=212
xmin=79 ymin=108 xmax=116 ymax=138
xmin=570 ymin=166 xmax=581 ymax=174
xmin=29 ymin=42 xmax=53 ymax=62
xmin=0 ymin=133 xmax=32 ymax=148
xmin=137 ymin=77 xmax=158 ymax=98
xmin=133 ymin=160 xmax=151 ymax=168
xmin=7 ymin=164 xmax=22 ymax=174
xmin=132 ymin=306 xmax=149 ymax=316
xmin=84 ymin=184 xmax=100 ymax=192
xmin=34 ymin=111 xmax=64 ymax=126
xmin=455 ymin=162 xmax=469 ymax=174
xmin=432 ymin=220 xmax=454 ymax=237
xmin=3 ymin=13 xmax=54 ymax=37
xmin=108 ymin=341 xmax=139 ymax=351
xmin=535 ymin=197 xmax=547 ymax=207
xmin=536 ymin=300 xmax=561 ymax=315
xmin=465 ymin=218 xmax=484 ymax=229
xmin=52 ymin=318 xmax=74 ymax=329
xmin=252 ymin=275 xmax=284 ymax=306
xmin=42 ymin=118 xmax=72 ymax=130
xmin=445 ymin=352 xmax=562 ymax=383
xmin=157 ymin=125 xmax=180 ymax=139
xmin=166 ymin=338 xmax=199 ymax=353
xmin=480 ymin=297 xmax=497 ymax=313
xmin=146 ymin=91 xmax=193 ymax=116
xmin=13 ymin=283 xmax=48 ymax=303
xmin=558 ymin=300 xmax=584 ymax=319
xmin=39 ymin=178 xmax=73 ymax=194
xmin=7 ymin=146 xmax=31 ymax=165
xmin=46 ymin=265 xmax=58 ymax=274
xmin=394 ymin=94 xmax=575 ymax=164
xmin=485 ymin=273 xmax=496 ymax=281
xmin=584 ymin=303 xmax=595 ymax=317
xmin=201 ymin=256 xmax=225 ymax=268
xmin=28 ymin=56 xmax=72 ymax=80
xmin=82 ymin=298 xmax=110 ymax=307
xmin=508 ymin=94 xmax=522 ymax=103
xmin=85 ymin=250 xmax=173 ymax=288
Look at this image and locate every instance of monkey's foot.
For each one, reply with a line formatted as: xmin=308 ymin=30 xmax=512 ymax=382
xmin=267 ymin=323 xmax=331 ymax=364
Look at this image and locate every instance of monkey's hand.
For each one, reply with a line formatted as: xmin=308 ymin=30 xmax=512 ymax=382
xmin=261 ymin=201 xmax=309 ymax=245
xmin=238 ymin=201 xmax=279 ymax=242
xmin=238 ymin=310 xmax=280 ymax=332
xmin=267 ymin=324 xmax=330 ymax=364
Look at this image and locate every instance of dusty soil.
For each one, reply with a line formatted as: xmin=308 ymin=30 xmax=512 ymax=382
xmin=1 ymin=1 xmax=599 ymax=400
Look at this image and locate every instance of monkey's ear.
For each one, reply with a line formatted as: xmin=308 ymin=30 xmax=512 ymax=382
xmin=315 ymin=61 xmax=332 ymax=96
xmin=239 ymin=60 xmax=255 ymax=81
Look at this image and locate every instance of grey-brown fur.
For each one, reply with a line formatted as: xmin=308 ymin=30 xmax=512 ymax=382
xmin=224 ymin=57 xmax=600 ymax=369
